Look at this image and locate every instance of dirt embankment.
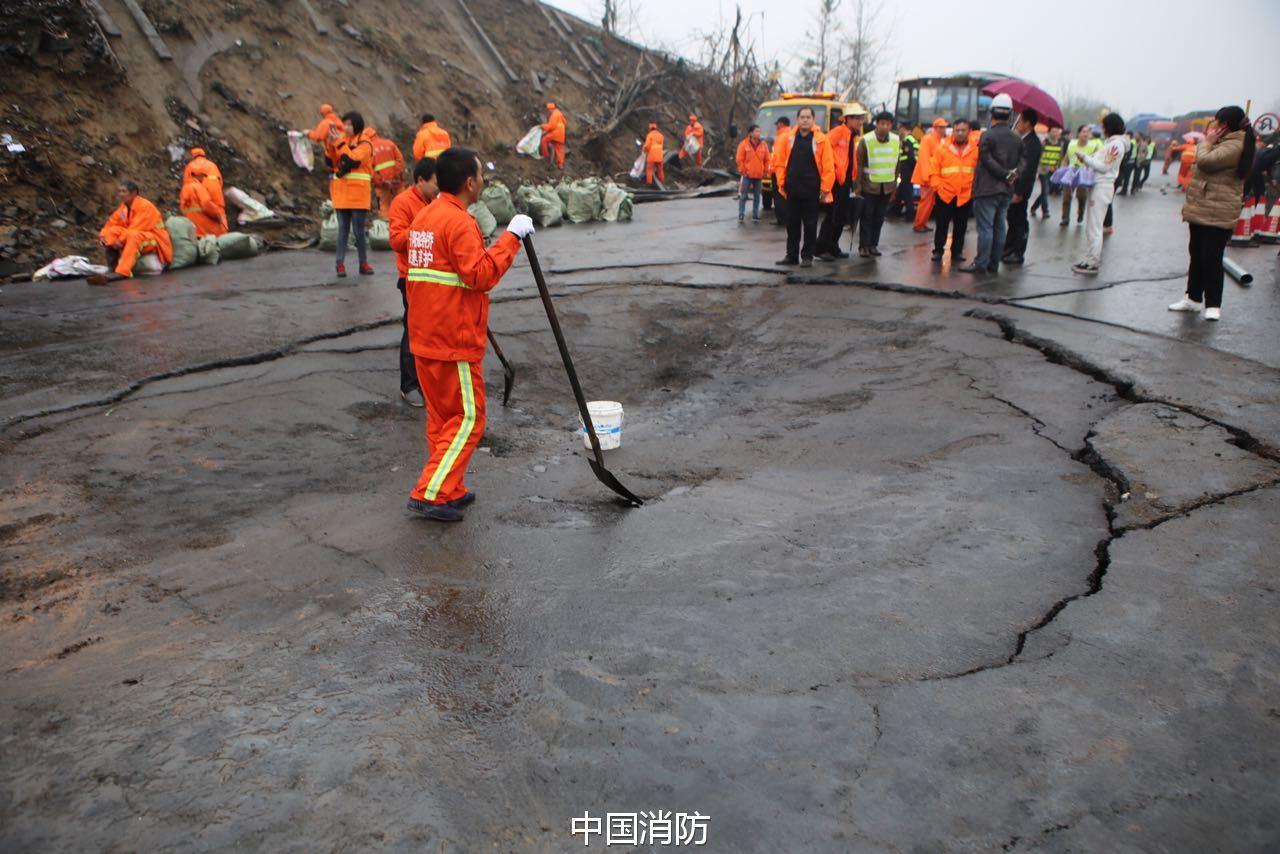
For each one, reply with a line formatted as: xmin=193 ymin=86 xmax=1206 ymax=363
xmin=0 ymin=0 xmax=748 ymax=279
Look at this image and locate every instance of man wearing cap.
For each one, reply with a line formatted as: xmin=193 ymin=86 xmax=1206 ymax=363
xmin=912 ymin=117 xmax=949 ymax=232
xmin=854 ymin=111 xmax=900 ymax=258
xmin=540 ymin=102 xmax=567 ymax=169
xmin=960 ymin=93 xmax=1021 ymax=274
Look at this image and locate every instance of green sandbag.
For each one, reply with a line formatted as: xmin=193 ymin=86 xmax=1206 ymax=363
xmin=368 ymin=218 xmax=391 ymax=250
xmin=166 ymin=216 xmax=198 ymax=269
xmin=468 ymin=201 xmax=497 ymax=237
xmin=217 ymin=231 xmax=260 ymax=260
xmin=556 ymin=182 xmax=571 ymax=208
xmin=197 ymin=234 xmax=221 ymax=265
xmin=601 ymin=182 xmax=628 ymax=222
xmin=318 ymin=200 xmax=356 ymax=251
xmin=528 ymin=195 xmax=563 ymax=227
xmin=480 ymin=181 xmax=516 ymax=226
xmin=566 ymin=180 xmax=603 ymax=223
xmin=538 ymin=184 xmax=567 ymax=217
xmin=617 ymin=194 xmax=634 ymax=222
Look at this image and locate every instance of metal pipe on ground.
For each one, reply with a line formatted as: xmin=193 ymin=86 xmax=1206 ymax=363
xmin=1224 ymin=257 xmax=1253 ymax=286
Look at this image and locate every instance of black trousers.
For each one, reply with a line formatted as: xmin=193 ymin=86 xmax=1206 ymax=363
xmin=817 ymin=181 xmax=856 ymax=254
xmin=785 ymin=192 xmax=820 ymax=260
xmin=933 ymin=197 xmax=971 ymax=256
xmin=772 ymin=179 xmax=787 ymax=225
xmin=1133 ymin=161 xmax=1151 ymax=191
xmin=1004 ymin=198 xmax=1030 ymax=258
xmin=888 ymin=163 xmax=916 ymax=215
xmin=396 ymin=277 xmax=420 ymax=393
xmin=859 ymin=192 xmax=890 ymax=248
xmin=1116 ymin=159 xmax=1134 ymax=193
xmin=1186 ymin=223 xmax=1231 ymax=308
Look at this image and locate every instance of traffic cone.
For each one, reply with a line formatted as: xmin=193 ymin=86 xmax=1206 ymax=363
xmin=1250 ymin=197 xmax=1268 ymax=237
xmin=1229 ymin=197 xmax=1253 ymax=245
xmin=1257 ymin=198 xmax=1280 ymax=244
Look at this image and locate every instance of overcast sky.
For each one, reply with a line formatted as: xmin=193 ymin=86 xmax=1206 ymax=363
xmin=549 ymin=0 xmax=1280 ymax=118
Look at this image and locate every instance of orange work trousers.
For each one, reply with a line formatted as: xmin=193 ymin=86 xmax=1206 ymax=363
xmin=646 ymin=162 xmax=665 ymax=185
xmin=102 ymin=224 xmax=162 ymax=277
xmin=411 ymin=358 xmax=486 ymax=504
xmin=913 ymin=187 xmax=936 ymax=229
xmin=1177 ymin=161 xmax=1193 ymax=191
xmin=678 ymin=148 xmax=704 ymax=166
xmin=540 ymin=137 xmax=565 ymax=168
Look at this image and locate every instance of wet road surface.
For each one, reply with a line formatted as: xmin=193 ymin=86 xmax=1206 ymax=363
xmin=2 ymin=181 xmax=1278 ymax=851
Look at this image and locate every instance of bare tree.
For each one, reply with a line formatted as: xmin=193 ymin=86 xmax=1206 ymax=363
xmin=833 ymin=0 xmax=892 ymax=104
xmin=798 ymin=0 xmax=842 ymax=91
xmin=601 ymin=0 xmax=617 ymax=34
xmin=584 ymin=51 xmax=674 ymax=140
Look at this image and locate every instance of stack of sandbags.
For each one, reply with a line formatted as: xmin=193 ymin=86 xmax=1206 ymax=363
xmin=545 ymin=179 xmax=634 ymax=224
xmin=166 ymin=216 xmax=199 ymax=269
xmin=468 ymin=202 xmax=498 ymax=238
xmin=480 ymin=181 xmax=517 ymax=227
xmin=514 ymin=185 xmax=563 ymax=228
xmin=217 ymin=232 xmax=262 ymax=260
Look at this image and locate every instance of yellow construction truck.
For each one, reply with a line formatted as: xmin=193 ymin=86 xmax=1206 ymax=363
xmin=753 ymin=92 xmax=866 ymax=211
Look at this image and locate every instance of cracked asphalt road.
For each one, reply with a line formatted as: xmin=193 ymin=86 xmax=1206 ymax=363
xmin=2 ymin=187 xmax=1278 ymax=851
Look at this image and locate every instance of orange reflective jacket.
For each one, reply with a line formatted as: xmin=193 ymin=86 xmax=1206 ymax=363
xmin=827 ymin=125 xmax=861 ymax=185
xmin=770 ymin=127 xmax=793 ymax=174
xmin=542 ymin=108 xmax=567 ymax=144
xmin=371 ymin=135 xmax=405 ymax=187
xmin=643 ymin=129 xmax=664 ymax=163
xmin=911 ymin=125 xmax=948 ymax=186
xmin=330 ymin=129 xmax=375 ymax=210
xmin=772 ymin=127 xmax=835 ymax=199
xmin=413 ymin=121 xmax=452 ymax=160
xmin=735 ymin=137 xmax=770 ymax=179
xmin=308 ymin=109 xmax=344 ymax=170
xmin=180 ymin=179 xmax=228 ymax=237
xmin=405 ymin=192 xmax=521 ymax=362
xmin=683 ymin=121 xmax=704 ymax=143
xmin=388 ymin=185 xmax=431 ymax=277
xmin=933 ymin=138 xmax=979 ymax=206
xmin=100 ymin=196 xmax=173 ymax=264
xmin=184 ymin=149 xmax=224 ymax=201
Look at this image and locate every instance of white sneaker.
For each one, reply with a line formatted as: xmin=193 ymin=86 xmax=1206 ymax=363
xmin=1204 ymin=307 xmax=1220 ymax=321
xmin=1167 ymin=297 xmax=1201 ymax=312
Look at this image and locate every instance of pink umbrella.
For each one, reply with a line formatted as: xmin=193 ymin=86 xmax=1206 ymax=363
xmin=981 ymin=79 xmax=1065 ymax=129
xmin=1183 ymin=131 xmax=1206 ymax=142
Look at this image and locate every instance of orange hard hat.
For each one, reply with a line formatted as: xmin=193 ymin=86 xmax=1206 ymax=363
xmin=546 ymin=102 xmax=556 ymax=110
xmin=189 ymin=147 xmax=206 ymax=157
xmin=648 ymin=122 xmax=657 ymax=129
xmin=932 ymin=117 xmax=949 ymax=128
xmin=689 ymin=114 xmax=697 ymax=121
xmin=320 ymin=103 xmax=333 ymax=115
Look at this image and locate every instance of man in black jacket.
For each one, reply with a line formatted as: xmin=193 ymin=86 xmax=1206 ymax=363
xmin=960 ymin=93 xmax=1022 ymax=274
xmin=1003 ymin=108 xmax=1043 ymax=265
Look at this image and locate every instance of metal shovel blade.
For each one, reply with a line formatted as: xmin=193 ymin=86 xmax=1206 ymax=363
xmin=486 ymin=328 xmax=515 ymax=406
xmin=523 ymin=235 xmax=644 ymax=507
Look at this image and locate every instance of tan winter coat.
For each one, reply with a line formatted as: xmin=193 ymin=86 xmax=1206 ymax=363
xmin=1182 ymin=130 xmax=1246 ymax=230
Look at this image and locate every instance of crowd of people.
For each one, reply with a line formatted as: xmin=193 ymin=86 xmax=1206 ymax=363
xmin=730 ymin=98 xmax=1264 ymax=318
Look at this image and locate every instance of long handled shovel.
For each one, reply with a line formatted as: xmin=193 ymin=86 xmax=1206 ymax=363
xmin=486 ymin=329 xmax=515 ymax=406
xmin=522 ymin=236 xmax=644 ymax=507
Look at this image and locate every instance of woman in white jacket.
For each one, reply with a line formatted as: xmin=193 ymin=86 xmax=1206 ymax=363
xmin=1072 ymin=113 xmax=1128 ymax=275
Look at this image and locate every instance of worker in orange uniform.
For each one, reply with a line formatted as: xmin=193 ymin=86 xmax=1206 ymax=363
xmin=370 ymin=131 xmax=406 ymax=214
xmin=413 ymin=114 xmax=452 ymax=160
xmin=929 ymin=117 xmax=979 ymax=264
xmin=308 ymin=103 xmax=344 ymax=172
xmin=540 ymin=102 xmax=567 ymax=168
xmin=180 ymin=170 xmax=228 ymax=237
xmin=771 ymin=105 xmax=835 ymax=267
xmin=88 ymin=180 xmax=173 ymax=285
xmin=327 ymin=110 xmax=376 ymax=277
xmin=911 ymin=117 xmax=950 ymax=232
xmin=768 ymin=116 xmax=793 ymax=226
xmin=642 ymin=122 xmax=665 ymax=185
xmin=815 ymin=105 xmax=866 ymax=259
xmin=1165 ymin=139 xmax=1198 ymax=191
xmin=388 ymin=157 xmax=439 ymax=408
xmin=734 ymin=124 xmax=770 ymax=222
xmin=679 ymin=113 xmax=706 ymax=166
xmin=403 ymin=147 xmax=534 ymax=522
xmin=184 ymin=148 xmax=224 ymax=205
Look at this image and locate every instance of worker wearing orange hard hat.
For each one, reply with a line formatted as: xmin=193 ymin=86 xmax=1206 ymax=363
xmin=180 ymin=171 xmax=228 ymax=237
xmin=89 ymin=180 xmax=173 ymax=284
xmin=413 ymin=114 xmax=452 ymax=160
xmin=370 ymin=131 xmax=406 ymax=213
xmin=912 ymin=117 xmax=949 ymax=232
xmin=184 ymin=148 xmax=224 ymax=207
xmin=403 ymin=147 xmax=533 ymax=522
xmin=679 ymin=113 xmax=706 ymax=166
xmin=540 ymin=102 xmax=567 ymax=168
xmin=643 ymin=122 xmax=665 ymax=185
xmin=308 ymin=103 xmax=344 ymax=172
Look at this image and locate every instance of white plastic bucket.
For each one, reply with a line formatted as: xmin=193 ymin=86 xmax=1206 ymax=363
xmin=580 ymin=400 xmax=623 ymax=450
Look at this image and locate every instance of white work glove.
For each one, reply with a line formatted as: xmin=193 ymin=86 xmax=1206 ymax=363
xmin=506 ymin=214 xmax=535 ymax=239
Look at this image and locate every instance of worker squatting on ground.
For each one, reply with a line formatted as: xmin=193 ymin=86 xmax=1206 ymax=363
xmin=815 ymin=107 xmax=865 ymax=259
xmin=328 ymin=111 xmax=376 ymax=277
xmin=643 ymin=123 xmax=665 ymax=185
xmin=912 ymin=118 xmax=949 ymax=232
xmin=772 ymin=106 xmax=834 ymax=267
xmin=413 ymin=114 xmax=452 ymax=160
xmin=308 ymin=103 xmax=344 ymax=171
xmin=88 ymin=181 xmax=173 ymax=285
xmin=180 ymin=147 xmax=227 ymax=236
xmin=929 ymin=118 xmax=978 ymax=263
xmin=735 ymin=125 xmax=770 ymax=223
xmin=855 ymin=111 xmax=901 ymax=258
xmin=403 ymin=148 xmax=535 ymax=522
xmin=540 ymin=102 xmax=567 ymax=168
xmin=388 ymin=157 xmax=438 ymax=408
xmin=184 ymin=148 xmax=224 ymax=204
xmin=679 ymin=114 xmax=705 ymax=166
xmin=371 ymin=132 xmax=406 ymax=214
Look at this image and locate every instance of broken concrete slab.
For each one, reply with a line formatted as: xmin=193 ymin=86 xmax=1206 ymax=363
xmin=1087 ymin=403 xmax=1280 ymax=530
